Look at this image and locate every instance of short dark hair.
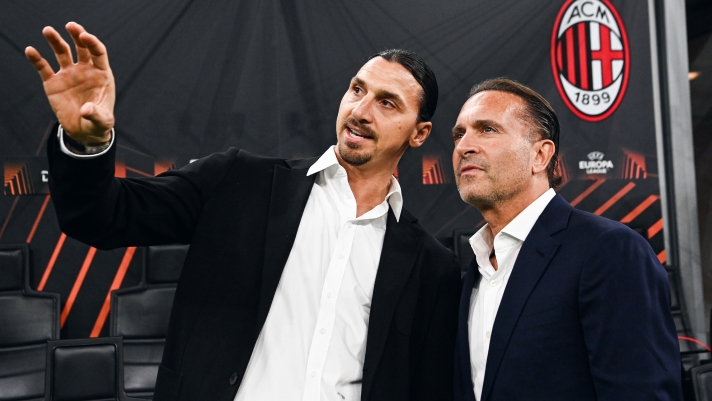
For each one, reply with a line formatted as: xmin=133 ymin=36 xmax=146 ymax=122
xmin=369 ymin=49 xmax=438 ymax=122
xmin=468 ymin=78 xmax=562 ymax=188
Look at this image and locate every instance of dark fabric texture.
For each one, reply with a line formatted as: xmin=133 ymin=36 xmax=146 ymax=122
xmin=47 ymin=125 xmax=461 ymax=401
xmin=454 ymin=195 xmax=682 ymax=401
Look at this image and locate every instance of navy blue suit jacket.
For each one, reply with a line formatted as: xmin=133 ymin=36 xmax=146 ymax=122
xmin=454 ymin=194 xmax=682 ymax=401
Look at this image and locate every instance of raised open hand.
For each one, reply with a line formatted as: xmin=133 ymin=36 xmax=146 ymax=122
xmin=25 ymin=22 xmax=115 ymax=145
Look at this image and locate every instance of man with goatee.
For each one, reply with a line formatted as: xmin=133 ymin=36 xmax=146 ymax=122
xmin=27 ymin=22 xmax=459 ymax=401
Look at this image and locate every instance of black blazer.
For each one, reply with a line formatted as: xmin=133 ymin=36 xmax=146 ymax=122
xmin=47 ymin=129 xmax=461 ymax=401
xmin=454 ymin=194 xmax=681 ymax=401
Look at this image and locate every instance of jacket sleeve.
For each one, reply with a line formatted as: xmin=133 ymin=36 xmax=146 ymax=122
xmin=578 ymin=225 xmax=682 ymax=400
xmin=47 ymin=123 xmax=239 ymax=249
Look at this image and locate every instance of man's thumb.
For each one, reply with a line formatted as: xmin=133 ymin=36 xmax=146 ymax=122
xmin=80 ymin=102 xmax=114 ymax=134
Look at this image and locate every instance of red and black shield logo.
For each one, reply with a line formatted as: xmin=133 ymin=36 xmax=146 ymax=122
xmin=551 ymin=0 xmax=630 ymax=122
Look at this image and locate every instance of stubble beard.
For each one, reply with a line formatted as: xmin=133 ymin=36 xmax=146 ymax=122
xmin=337 ymin=118 xmax=377 ymax=166
xmin=455 ymin=151 xmax=531 ymax=210
xmin=456 ymin=172 xmax=503 ymax=210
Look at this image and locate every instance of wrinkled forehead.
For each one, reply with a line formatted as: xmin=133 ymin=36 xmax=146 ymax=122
xmin=458 ymin=91 xmax=527 ymax=124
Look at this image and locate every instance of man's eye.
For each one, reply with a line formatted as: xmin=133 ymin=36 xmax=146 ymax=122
xmin=382 ymin=100 xmax=394 ymax=108
xmin=353 ymin=86 xmax=363 ymax=94
xmin=484 ymin=126 xmax=495 ymax=132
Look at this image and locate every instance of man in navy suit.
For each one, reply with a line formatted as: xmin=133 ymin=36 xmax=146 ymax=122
xmin=451 ymin=78 xmax=682 ymax=401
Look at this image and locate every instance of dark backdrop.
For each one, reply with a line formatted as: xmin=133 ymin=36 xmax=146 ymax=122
xmin=1 ymin=0 xmax=665 ymax=338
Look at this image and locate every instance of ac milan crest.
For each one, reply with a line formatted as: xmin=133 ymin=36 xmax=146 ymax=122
xmin=551 ymin=0 xmax=629 ymax=122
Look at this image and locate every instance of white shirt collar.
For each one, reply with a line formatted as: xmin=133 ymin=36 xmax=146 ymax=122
xmin=306 ymin=146 xmax=403 ymax=221
xmin=469 ymin=188 xmax=556 ymax=273
xmin=499 ymin=188 xmax=557 ymax=242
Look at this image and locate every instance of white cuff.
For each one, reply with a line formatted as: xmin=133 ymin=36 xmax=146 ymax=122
xmin=57 ymin=125 xmax=115 ymax=159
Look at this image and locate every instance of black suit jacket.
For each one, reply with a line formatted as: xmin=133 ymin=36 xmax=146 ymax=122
xmin=454 ymin=194 xmax=682 ymax=401
xmin=47 ymin=129 xmax=461 ymax=401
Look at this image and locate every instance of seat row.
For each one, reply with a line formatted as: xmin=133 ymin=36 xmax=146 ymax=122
xmin=0 ymin=243 xmax=188 ymax=401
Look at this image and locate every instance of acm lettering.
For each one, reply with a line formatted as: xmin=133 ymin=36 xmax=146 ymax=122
xmin=567 ymin=1 xmax=611 ymax=24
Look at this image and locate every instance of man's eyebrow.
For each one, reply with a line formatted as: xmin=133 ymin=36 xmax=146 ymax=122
xmin=351 ymin=76 xmax=404 ymax=106
xmin=351 ymin=76 xmax=366 ymax=86
xmin=452 ymin=119 xmax=505 ymax=133
xmin=475 ymin=119 xmax=502 ymax=129
xmin=374 ymin=88 xmax=404 ymax=105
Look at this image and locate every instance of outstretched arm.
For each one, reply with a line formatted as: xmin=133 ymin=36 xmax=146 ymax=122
xmin=26 ymin=22 xmax=115 ymax=146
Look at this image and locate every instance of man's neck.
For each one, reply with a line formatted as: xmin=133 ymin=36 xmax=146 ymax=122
xmin=336 ymin=153 xmax=398 ymax=218
xmin=481 ymin=184 xmax=550 ymax=238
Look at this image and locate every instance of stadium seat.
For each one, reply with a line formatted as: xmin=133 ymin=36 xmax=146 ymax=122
xmin=44 ymin=337 xmax=143 ymax=401
xmin=0 ymin=244 xmax=60 ymax=401
xmin=691 ymin=363 xmax=712 ymax=401
xmin=110 ymin=244 xmax=188 ymax=399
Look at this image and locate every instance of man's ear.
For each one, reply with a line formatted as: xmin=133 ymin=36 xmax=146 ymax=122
xmin=532 ymin=139 xmax=555 ymax=174
xmin=409 ymin=121 xmax=432 ymax=148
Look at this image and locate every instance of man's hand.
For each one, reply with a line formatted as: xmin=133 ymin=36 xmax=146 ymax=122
xmin=25 ymin=22 xmax=115 ymax=145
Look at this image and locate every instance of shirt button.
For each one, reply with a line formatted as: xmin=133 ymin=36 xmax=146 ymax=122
xmin=327 ymin=292 xmax=332 ymax=298
xmin=311 ymin=371 xmax=317 ymax=378
xmin=490 ymin=280 xmax=497 ymax=287
xmin=320 ymin=328 xmax=326 ymax=334
xmin=486 ymin=331 xmax=491 ymax=338
xmin=347 ymin=222 xmax=353 ymax=228
xmin=229 ymin=371 xmax=239 ymax=385
xmin=337 ymin=168 xmax=345 ymax=176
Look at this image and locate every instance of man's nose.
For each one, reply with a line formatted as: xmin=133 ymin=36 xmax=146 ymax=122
xmin=352 ymin=96 xmax=374 ymax=123
xmin=455 ymin=131 xmax=479 ymax=156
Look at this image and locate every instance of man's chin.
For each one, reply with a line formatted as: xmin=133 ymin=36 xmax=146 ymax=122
xmin=458 ymin=186 xmax=496 ymax=209
xmin=338 ymin=142 xmax=372 ymax=167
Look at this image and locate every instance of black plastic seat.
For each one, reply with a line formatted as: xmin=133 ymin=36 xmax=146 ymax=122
xmin=110 ymin=244 xmax=188 ymax=399
xmin=44 ymin=337 xmax=143 ymax=401
xmin=0 ymin=244 xmax=60 ymax=401
xmin=691 ymin=363 xmax=712 ymax=401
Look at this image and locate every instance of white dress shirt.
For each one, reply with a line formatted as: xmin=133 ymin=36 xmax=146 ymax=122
xmin=468 ymin=188 xmax=555 ymax=401
xmin=234 ymin=146 xmax=402 ymax=401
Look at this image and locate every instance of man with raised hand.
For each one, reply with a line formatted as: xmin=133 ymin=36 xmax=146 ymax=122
xmin=27 ymin=22 xmax=460 ymax=401
xmin=451 ymin=78 xmax=681 ymax=401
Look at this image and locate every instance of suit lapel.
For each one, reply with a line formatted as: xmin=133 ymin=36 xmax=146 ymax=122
xmin=361 ymin=210 xmax=423 ymax=401
xmin=480 ymin=195 xmax=571 ymax=401
xmin=254 ymin=158 xmax=317 ymax=338
xmin=455 ymin=259 xmax=479 ymax=401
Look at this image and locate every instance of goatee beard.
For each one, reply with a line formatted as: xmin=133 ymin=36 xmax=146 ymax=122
xmin=338 ymin=141 xmax=371 ymax=166
xmin=337 ymin=117 xmax=377 ymax=166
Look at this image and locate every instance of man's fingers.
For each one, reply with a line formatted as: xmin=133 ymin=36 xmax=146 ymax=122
xmin=66 ymin=22 xmax=91 ymax=64
xmin=25 ymin=46 xmax=55 ymax=81
xmin=78 ymin=32 xmax=110 ymax=70
xmin=42 ymin=26 xmax=74 ymax=68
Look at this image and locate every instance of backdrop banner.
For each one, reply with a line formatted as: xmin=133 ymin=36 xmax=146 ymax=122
xmin=0 ymin=0 xmax=664 ymax=338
